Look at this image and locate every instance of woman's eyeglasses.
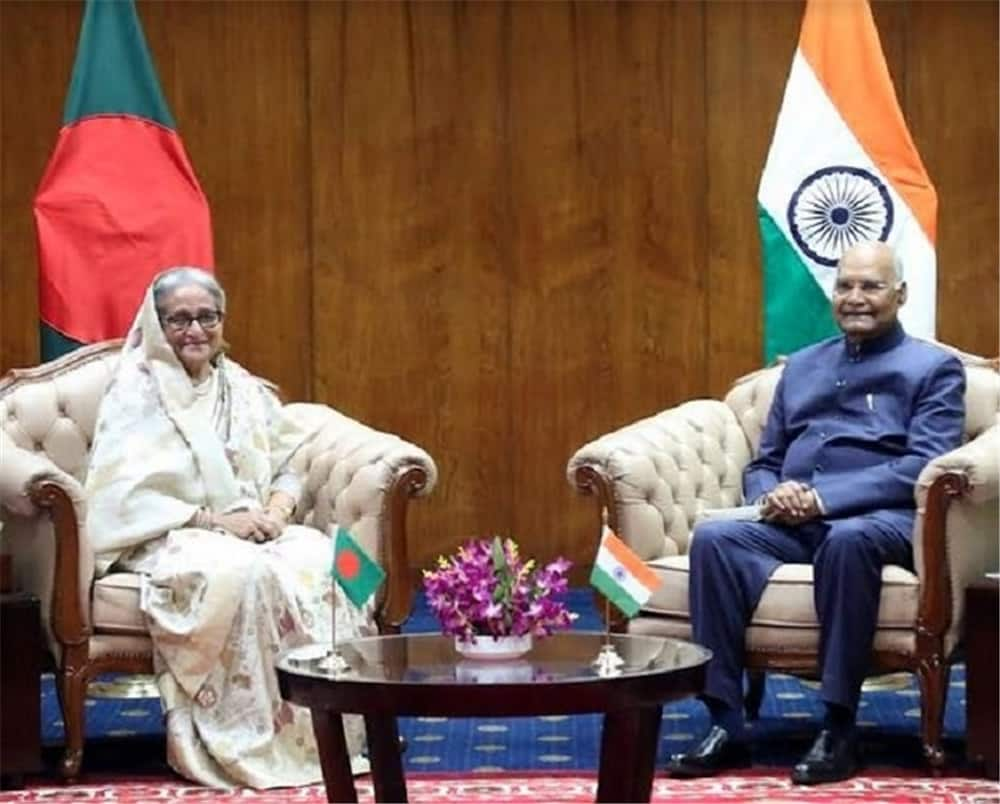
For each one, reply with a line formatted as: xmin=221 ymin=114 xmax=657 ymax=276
xmin=161 ymin=311 xmax=224 ymax=331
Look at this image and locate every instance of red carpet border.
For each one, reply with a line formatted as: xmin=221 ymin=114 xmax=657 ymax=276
xmin=2 ymin=771 xmax=998 ymax=804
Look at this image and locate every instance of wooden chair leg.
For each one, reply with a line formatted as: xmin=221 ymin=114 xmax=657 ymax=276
xmin=745 ymin=671 xmax=766 ymax=721
xmin=57 ymin=661 xmax=88 ymax=779
xmin=915 ymin=658 xmax=948 ymax=769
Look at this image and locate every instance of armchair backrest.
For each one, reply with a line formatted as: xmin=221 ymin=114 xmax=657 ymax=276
xmin=0 ymin=340 xmax=288 ymax=484
xmin=0 ymin=342 xmax=122 ymax=650
xmin=0 ymin=341 xmax=123 ymax=484
xmin=723 ymin=342 xmax=999 ymax=455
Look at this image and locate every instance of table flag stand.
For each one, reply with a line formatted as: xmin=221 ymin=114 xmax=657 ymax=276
xmin=592 ymin=507 xmax=625 ymax=676
xmin=317 ymin=589 xmax=350 ymax=674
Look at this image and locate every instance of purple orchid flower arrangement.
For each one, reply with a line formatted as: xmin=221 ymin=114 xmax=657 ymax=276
xmin=423 ymin=537 xmax=578 ymax=642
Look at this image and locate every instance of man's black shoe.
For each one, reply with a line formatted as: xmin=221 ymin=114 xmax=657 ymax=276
xmin=666 ymin=725 xmax=751 ymax=778
xmin=790 ymin=729 xmax=859 ymax=785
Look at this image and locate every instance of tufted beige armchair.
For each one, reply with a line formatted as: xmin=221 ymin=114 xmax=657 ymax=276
xmin=568 ymin=344 xmax=998 ymax=767
xmin=0 ymin=340 xmax=438 ymax=779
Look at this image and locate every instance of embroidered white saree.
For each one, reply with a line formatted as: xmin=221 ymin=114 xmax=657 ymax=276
xmin=86 ymin=284 xmax=371 ymax=788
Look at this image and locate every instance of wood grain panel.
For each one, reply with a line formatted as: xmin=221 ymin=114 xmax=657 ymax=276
xmin=504 ymin=1 xmax=708 ymax=571
xmin=617 ymin=1 xmax=708 ymax=414
xmin=139 ymin=1 xmax=312 ymax=400
xmin=308 ymin=1 xmax=512 ymax=568
xmin=0 ymin=1 xmax=81 ymax=373
xmin=507 ymin=1 xmax=619 ymax=565
xmin=907 ymin=0 xmax=999 ymax=356
xmin=870 ymin=0 xmax=908 ymax=104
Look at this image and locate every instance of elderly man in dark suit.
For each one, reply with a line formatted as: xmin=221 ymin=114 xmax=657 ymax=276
xmin=667 ymin=241 xmax=966 ymax=784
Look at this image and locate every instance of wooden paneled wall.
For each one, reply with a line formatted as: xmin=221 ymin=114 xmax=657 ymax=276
xmin=2 ymin=1 xmax=997 ymax=581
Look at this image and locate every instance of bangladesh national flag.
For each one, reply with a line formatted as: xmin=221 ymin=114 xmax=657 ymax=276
xmin=34 ymin=0 xmax=214 ymax=361
xmin=590 ymin=524 xmax=660 ymax=619
xmin=332 ymin=526 xmax=385 ymax=609
xmin=757 ymin=0 xmax=936 ymax=364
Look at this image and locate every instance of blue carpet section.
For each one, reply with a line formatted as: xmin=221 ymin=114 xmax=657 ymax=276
xmin=41 ymin=589 xmax=967 ymax=772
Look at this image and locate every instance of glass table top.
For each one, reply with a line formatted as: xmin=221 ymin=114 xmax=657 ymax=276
xmin=277 ymin=631 xmax=710 ymax=687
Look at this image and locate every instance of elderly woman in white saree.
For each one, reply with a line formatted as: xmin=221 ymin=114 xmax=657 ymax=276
xmin=85 ymin=267 xmax=370 ymax=789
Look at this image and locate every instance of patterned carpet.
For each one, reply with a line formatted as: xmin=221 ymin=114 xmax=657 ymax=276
xmin=37 ymin=590 xmax=971 ymax=776
xmin=4 ymin=771 xmax=999 ymax=803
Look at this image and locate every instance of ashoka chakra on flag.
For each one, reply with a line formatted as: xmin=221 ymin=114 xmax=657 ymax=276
xmin=788 ymin=165 xmax=894 ymax=268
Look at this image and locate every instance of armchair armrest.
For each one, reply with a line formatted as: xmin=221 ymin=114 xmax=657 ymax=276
xmin=916 ymin=423 xmax=1000 ymax=509
xmin=0 ymin=432 xmax=94 ymax=651
xmin=913 ymin=425 xmax=1000 ymax=657
xmin=286 ymin=404 xmax=438 ymax=632
xmin=0 ymin=432 xmax=58 ymax=516
xmin=568 ymin=400 xmax=749 ymax=561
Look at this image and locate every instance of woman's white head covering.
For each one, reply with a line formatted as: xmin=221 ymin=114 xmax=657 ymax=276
xmin=85 ymin=275 xmax=317 ymax=572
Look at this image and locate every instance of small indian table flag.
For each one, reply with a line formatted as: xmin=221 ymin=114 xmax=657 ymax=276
xmin=331 ymin=526 xmax=385 ymax=608
xmin=589 ymin=516 xmax=662 ymax=676
xmin=590 ymin=523 xmax=660 ymax=618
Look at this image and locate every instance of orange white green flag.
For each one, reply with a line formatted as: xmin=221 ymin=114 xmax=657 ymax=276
xmin=757 ymin=0 xmax=936 ymax=363
xmin=331 ymin=526 xmax=384 ymax=609
xmin=589 ymin=524 xmax=660 ymax=618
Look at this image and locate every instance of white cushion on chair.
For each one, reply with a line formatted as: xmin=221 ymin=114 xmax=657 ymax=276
xmin=628 ymin=615 xmax=918 ymax=656
xmin=92 ymin=572 xmax=147 ymax=634
xmin=645 ymin=555 xmax=920 ymax=629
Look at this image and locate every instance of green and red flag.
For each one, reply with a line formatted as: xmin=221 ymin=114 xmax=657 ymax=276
xmin=34 ymin=0 xmax=213 ymax=361
xmin=332 ymin=526 xmax=385 ymax=609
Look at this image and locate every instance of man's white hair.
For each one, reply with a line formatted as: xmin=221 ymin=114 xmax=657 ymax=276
xmin=891 ymin=250 xmax=905 ymax=284
xmin=839 ymin=241 xmax=904 ymax=285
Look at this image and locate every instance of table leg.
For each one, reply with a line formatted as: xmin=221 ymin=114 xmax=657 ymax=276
xmin=365 ymin=715 xmax=408 ymax=803
xmin=311 ymin=710 xmax=357 ymax=803
xmin=966 ymin=580 xmax=999 ymax=779
xmin=596 ymin=706 xmax=663 ymax=803
xmin=0 ymin=774 xmax=24 ymax=791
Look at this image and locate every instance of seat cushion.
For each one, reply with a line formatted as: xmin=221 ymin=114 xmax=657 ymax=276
xmin=92 ymin=572 xmax=148 ymax=635
xmin=645 ymin=554 xmax=919 ymax=628
xmin=628 ymin=615 xmax=918 ymax=657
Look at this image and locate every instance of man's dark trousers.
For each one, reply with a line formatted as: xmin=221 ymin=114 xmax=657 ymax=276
xmin=689 ymin=514 xmax=913 ymax=715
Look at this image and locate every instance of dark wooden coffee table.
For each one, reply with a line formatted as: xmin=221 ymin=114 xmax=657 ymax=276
xmin=277 ymin=631 xmax=710 ymax=803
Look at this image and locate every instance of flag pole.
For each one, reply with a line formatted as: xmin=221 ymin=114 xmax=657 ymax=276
xmin=593 ymin=506 xmax=625 ymax=676
xmin=604 ymin=595 xmax=612 ymax=647
xmin=319 ymin=525 xmax=349 ymax=673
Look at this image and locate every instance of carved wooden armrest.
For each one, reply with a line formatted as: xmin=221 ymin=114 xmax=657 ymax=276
xmin=28 ymin=474 xmax=93 ymax=649
xmin=914 ymin=425 xmax=1000 ymax=652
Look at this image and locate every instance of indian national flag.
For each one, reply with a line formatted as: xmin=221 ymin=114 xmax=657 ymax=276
xmin=590 ymin=525 xmax=660 ymax=619
xmin=757 ymin=0 xmax=936 ymax=363
xmin=332 ymin=526 xmax=385 ymax=609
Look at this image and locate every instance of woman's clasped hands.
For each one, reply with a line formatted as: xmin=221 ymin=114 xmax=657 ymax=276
xmin=214 ymin=509 xmax=286 ymax=543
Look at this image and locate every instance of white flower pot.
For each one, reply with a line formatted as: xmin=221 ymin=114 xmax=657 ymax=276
xmin=454 ymin=634 xmax=533 ymax=661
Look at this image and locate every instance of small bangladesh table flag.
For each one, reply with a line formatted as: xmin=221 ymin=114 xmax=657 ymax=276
xmin=332 ymin=526 xmax=385 ymax=608
xmin=590 ymin=523 xmax=660 ymax=618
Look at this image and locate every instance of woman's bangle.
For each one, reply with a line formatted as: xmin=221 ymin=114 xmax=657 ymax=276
xmin=268 ymin=504 xmax=294 ymax=522
xmin=191 ymin=508 xmax=214 ymax=529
